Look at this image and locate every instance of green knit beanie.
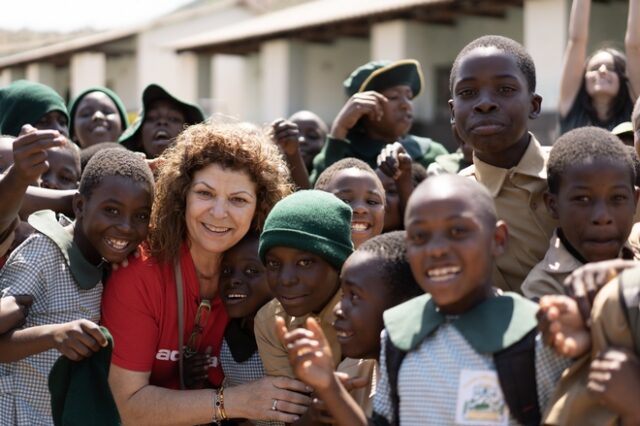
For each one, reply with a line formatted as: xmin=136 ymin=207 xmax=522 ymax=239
xmin=68 ymin=86 xmax=129 ymax=144
xmin=0 ymin=80 xmax=68 ymax=136
xmin=259 ymin=190 xmax=354 ymax=270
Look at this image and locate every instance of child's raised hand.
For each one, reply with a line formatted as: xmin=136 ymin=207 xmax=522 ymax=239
xmin=276 ymin=316 xmax=335 ymax=391
xmin=50 ymin=319 xmax=108 ymax=361
xmin=271 ymin=118 xmax=301 ymax=158
xmin=331 ymin=91 xmax=388 ymax=139
xmin=538 ymin=295 xmax=591 ymax=358
xmin=588 ymin=348 xmax=640 ymax=422
xmin=183 ymin=348 xmax=211 ymax=389
xmin=0 ymin=294 xmax=33 ymax=334
xmin=11 ymin=124 xmax=64 ymax=186
xmin=563 ymin=259 xmax=638 ymax=322
xmin=377 ymin=142 xmax=412 ymax=181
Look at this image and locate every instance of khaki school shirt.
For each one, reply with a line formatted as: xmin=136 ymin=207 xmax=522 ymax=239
xmin=523 ymin=227 xmax=640 ymax=300
xmin=336 ymin=357 xmax=377 ymax=416
xmin=521 ymin=230 xmax=583 ymax=300
xmin=543 ymin=278 xmax=633 ymax=426
xmin=460 ymin=134 xmax=556 ymax=293
xmin=254 ymin=291 xmax=342 ymax=379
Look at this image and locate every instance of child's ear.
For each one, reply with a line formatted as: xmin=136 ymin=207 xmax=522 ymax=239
xmin=543 ymin=191 xmax=560 ymax=219
xmin=448 ymin=99 xmax=455 ymax=120
xmin=528 ymin=93 xmax=542 ymax=119
xmin=72 ymin=192 xmax=84 ymax=219
xmin=634 ymin=185 xmax=640 ymax=208
xmin=491 ymin=220 xmax=509 ymax=257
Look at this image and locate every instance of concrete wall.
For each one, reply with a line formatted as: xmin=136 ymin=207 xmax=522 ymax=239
xmin=105 ymin=54 xmax=137 ymax=110
xmin=136 ymin=7 xmax=254 ymax=106
xmin=304 ymin=37 xmax=370 ymax=127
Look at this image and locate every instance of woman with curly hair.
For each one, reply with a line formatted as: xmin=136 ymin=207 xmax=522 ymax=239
xmin=559 ymin=0 xmax=640 ymax=134
xmin=101 ymin=122 xmax=311 ymax=424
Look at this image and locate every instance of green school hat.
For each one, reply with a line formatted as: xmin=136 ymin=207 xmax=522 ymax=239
xmin=259 ymin=190 xmax=354 ymax=270
xmin=118 ymin=83 xmax=205 ymax=151
xmin=48 ymin=326 xmax=120 ymax=426
xmin=67 ymin=86 xmax=129 ymax=144
xmin=343 ymin=59 xmax=424 ymax=98
xmin=0 ymin=80 xmax=68 ymax=136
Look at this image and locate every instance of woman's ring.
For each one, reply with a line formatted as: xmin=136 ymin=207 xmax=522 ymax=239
xmin=271 ymin=399 xmax=278 ymax=411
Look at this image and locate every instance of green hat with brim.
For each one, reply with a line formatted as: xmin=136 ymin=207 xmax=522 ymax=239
xmin=612 ymin=121 xmax=634 ymax=136
xmin=0 ymin=80 xmax=68 ymax=136
xmin=118 ymin=83 xmax=205 ymax=151
xmin=343 ymin=59 xmax=424 ymax=98
xmin=68 ymin=86 xmax=129 ymax=144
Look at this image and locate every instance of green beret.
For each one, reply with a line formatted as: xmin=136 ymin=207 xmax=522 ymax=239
xmin=68 ymin=86 xmax=129 ymax=143
xmin=118 ymin=83 xmax=205 ymax=151
xmin=259 ymin=190 xmax=354 ymax=270
xmin=0 ymin=80 xmax=68 ymax=136
xmin=343 ymin=59 xmax=424 ymax=98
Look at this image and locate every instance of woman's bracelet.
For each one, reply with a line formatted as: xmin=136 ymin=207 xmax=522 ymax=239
xmin=212 ymin=386 xmax=227 ymax=423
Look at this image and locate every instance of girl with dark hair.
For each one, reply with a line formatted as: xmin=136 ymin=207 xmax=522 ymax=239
xmin=559 ymin=0 xmax=640 ymax=134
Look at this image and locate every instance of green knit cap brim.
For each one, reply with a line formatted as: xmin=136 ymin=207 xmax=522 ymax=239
xmin=0 ymin=80 xmax=68 ymax=136
xmin=118 ymin=83 xmax=205 ymax=151
xmin=259 ymin=190 xmax=354 ymax=271
xmin=68 ymin=86 xmax=129 ymax=144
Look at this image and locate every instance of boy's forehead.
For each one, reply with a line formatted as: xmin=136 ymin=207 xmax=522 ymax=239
xmin=454 ymin=47 xmax=523 ymax=83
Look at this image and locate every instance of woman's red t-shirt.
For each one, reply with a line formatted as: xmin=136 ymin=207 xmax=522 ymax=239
xmin=101 ymin=243 xmax=228 ymax=389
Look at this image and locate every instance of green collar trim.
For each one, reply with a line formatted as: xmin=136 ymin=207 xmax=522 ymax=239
xmin=383 ymin=292 xmax=538 ymax=354
xmin=28 ymin=210 xmax=106 ymax=290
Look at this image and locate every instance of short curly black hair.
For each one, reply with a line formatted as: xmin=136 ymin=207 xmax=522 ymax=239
xmin=80 ymin=142 xmax=126 ymax=171
xmin=547 ymin=126 xmax=635 ymax=194
xmin=79 ymin=147 xmax=154 ymax=199
xmin=314 ymin=157 xmax=383 ymax=195
xmin=357 ymin=230 xmax=422 ymax=304
xmin=450 ymin=35 xmax=536 ymax=93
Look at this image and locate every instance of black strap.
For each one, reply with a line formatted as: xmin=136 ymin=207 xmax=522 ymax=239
xmin=384 ymin=333 xmax=407 ymax=426
xmin=493 ymin=328 xmax=540 ymax=426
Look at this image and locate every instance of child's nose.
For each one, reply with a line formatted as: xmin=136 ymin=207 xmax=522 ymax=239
xmin=473 ymin=93 xmax=498 ymax=113
xmin=279 ymin=264 xmax=298 ymax=286
xmin=591 ymin=201 xmax=614 ymax=225
xmin=598 ymin=63 xmax=608 ymax=73
xmin=92 ymin=110 xmax=106 ymax=121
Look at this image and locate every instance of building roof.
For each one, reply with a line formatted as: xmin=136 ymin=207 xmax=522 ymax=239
xmin=171 ymin=0 xmax=521 ymax=54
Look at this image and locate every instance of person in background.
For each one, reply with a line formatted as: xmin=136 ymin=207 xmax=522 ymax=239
xmin=119 ymin=84 xmax=205 ymax=159
xmin=0 ymin=80 xmax=69 ymax=137
xmin=558 ymin=0 xmax=640 ymax=134
xmin=68 ymin=87 xmax=129 ymax=148
xmin=289 ymin=110 xmax=328 ymax=174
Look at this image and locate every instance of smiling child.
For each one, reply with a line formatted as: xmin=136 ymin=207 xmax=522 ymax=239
xmin=0 ymin=148 xmax=154 ymax=423
xmin=315 ymin=158 xmax=385 ymax=248
xmin=278 ymin=175 xmax=571 ymax=426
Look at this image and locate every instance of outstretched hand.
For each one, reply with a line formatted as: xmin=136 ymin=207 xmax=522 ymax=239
xmin=11 ymin=124 xmax=65 ymax=186
xmin=538 ymin=295 xmax=591 ymax=358
xmin=276 ymin=316 xmax=336 ymax=392
xmin=271 ymin=118 xmax=301 ymax=157
xmin=331 ymin=91 xmax=388 ymax=139
xmin=377 ymin=142 xmax=412 ymax=182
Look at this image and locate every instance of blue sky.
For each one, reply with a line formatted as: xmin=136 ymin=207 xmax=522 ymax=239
xmin=0 ymin=0 xmax=195 ymax=32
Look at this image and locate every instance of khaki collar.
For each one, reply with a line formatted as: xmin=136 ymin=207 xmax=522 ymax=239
xmin=540 ymin=229 xmax=584 ymax=274
xmin=383 ymin=292 xmax=538 ymax=354
xmin=290 ymin=289 xmax=342 ymax=329
xmin=469 ymin=134 xmax=548 ymax=197
xmin=28 ymin=210 xmax=106 ymax=290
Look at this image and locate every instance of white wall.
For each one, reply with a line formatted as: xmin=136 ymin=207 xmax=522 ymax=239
xmin=304 ymin=37 xmax=370 ymax=126
xmin=106 ymin=54 xmax=138 ymax=111
xmin=136 ymin=7 xmax=255 ymax=106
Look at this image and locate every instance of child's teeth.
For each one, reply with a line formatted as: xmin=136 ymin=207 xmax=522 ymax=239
xmin=428 ymin=266 xmax=461 ymax=281
xmin=351 ymin=222 xmax=369 ymax=231
xmin=106 ymin=238 xmax=128 ymax=250
xmin=227 ymin=293 xmax=247 ymax=299
xmin=336 ymin=330 xmax=353 ymax=338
